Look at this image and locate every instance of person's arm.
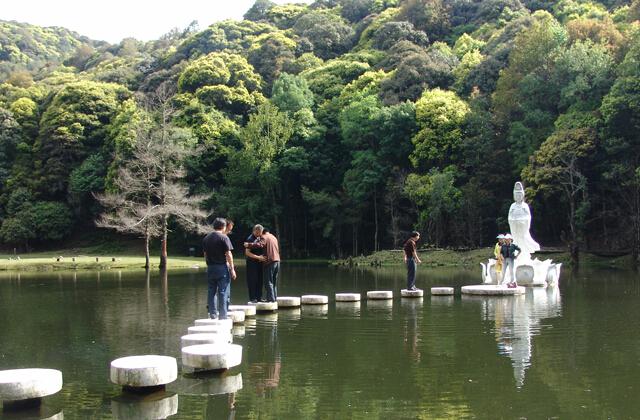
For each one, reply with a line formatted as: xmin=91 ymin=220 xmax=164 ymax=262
xmin=513 ymin=244 xmax=521 ymax=257
xmin=245 ymin=248 xmax=266 ymax=261
xmin=413 ymin=245 xmax=421 ymax=264
xmin=226 ymin=250 xmax=236 ymax=280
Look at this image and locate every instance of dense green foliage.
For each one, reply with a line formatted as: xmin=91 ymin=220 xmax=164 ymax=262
xmin=1 ymin=1 xmax=640 ymax=262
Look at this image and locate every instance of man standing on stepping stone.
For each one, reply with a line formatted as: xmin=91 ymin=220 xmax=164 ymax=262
xmin=403 ymin=231 xmax=422 ymax=291
xmin=203 ymin=218 xmax=237 ymax=319
xmin=261 ymin=229 xmax=280 ymax=302
xmin=244 ymin=224 xmax=265 ymax=303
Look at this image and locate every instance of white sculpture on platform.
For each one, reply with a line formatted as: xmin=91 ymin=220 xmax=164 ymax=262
xmin=481 ymin=181 xmax=561 ymax=287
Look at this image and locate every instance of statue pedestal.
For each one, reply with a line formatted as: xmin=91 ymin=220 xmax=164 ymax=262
xmin=481 ymin=257 xmax=561 ymax=287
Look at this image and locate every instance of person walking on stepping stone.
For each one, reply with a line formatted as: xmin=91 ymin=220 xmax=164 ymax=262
xmin=244 ymin=224 xmax=265 ymax=303
xmin=203 ymin=218 xmax=237 ymax=319
xmin=403 ymin=231 xmax=422 ymax=291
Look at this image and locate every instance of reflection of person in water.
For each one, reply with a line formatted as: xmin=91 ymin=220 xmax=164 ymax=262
xmin=248 ymin=318 xmax=281 ymax=396
xmin=402 ymin=302 xmax=421 ymax=363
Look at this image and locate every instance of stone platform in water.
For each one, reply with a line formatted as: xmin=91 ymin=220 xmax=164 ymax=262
xmin=111 ymin=390 xmax=178 ymax=420
xmin=431 ymin=287 xmax=454 ymax=295
xmin=335 ymin=293 xmax=361 ymax=302
xmin=181 ymin=333 xmax=232 ymax=347
xmin=110 ymin=356 xmax=177 ymax=389
xmin=367 ymin=291 xmax=393 ymax=300
xmin=461 ymin=284 xmax=525 ymax=296
xmin=194 ymin=318 xmax=233 ymax=329
xmin=182 ymin=344 xmax=242 ymax=372
xmin=253 ymin=301 xmax=278 ymax=312
xmin=301 ymin=295 xmax=329 ymax=305
xmin=0 ymin=368 xmax=63 ymax=406
xmin=401 ymin=289 xmax=424 ymax=297
xmin=277 ymin=296 xmax=301 ymax=307
xmin=229 ymin=305 xmax=256 ymax=317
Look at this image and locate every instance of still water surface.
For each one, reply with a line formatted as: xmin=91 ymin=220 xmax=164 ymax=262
xmin=0 ymin=264 xmax=639 ymax=419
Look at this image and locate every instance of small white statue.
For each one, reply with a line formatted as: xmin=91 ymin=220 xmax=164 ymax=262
xmin=508 ymin=182 xmax=540 ymax=260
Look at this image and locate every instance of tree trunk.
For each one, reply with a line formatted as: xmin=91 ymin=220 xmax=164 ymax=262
xmin=144 ymin=227 xmax=150 ymax=270
xmin=159 ymin=214 xmax=168 ymax=269
xmin=374 ymin=188 xmax=379 ymax=253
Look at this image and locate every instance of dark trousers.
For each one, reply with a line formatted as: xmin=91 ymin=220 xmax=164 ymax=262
xmin=207 ymin=264 xmax=230 ymax=319
xmin=406 ymin=257 xmax=417 ymax=289
xmin=263 ymin=261 xmax=279 ymax=302
xmin=246 ymin=259 xmax=263 ymax=302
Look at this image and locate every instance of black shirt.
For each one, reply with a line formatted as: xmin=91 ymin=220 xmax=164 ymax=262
xmin=500 ymin=243 xmax=521 ymax=259
xmin=203 ymin=231 xmax=233 ymax=265
xmin=245 ymin=234 xmax=264 ymax=258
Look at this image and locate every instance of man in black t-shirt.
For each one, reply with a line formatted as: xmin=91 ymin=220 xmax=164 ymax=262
xmin=203 ymin=218 xmax=237 ymax=319
xmin=244 ymin=224 xmax=264 ymax=303
xmin=403 ymin=231 xmax=422 ymax=291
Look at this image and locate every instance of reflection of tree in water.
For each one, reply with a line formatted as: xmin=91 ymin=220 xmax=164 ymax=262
xmin=482 ymin=287 xmax=562 ymax=387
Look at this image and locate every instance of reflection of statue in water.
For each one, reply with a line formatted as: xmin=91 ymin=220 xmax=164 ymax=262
xmin=481 ymin=181 xmax=561 ymax=287
xmin=508 ymin=182 xmax=540 ymax=260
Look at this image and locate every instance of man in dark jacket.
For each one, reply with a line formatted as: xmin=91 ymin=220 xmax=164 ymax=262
xmin=244 ymin=224 xmax=264 ymax=303
xmin=500 ymin=233 xmax=521 ymax=287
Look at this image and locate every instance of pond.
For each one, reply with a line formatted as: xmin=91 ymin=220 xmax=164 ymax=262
xmin=0 ymin=264 xmax=639 ymax=419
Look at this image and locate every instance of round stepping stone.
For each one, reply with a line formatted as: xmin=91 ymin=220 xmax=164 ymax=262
xmin=228 ymin=310 xmax=245 ymax=324
xmin=335 ymin=293 xmax=361 ymax=302
xmin=188 ymin=325 xmax=231 ymax=335
xmin=182 ymin=344 xmax=243 ymax=372
xmin=401 ymin=289 xmax=424 ymax=297
xmin=229 ymin=305 xmax=256 ymax=317
xmin=0 ymin=369 xmax=62 ymax=405
xmin=181 ymin=333 xmax=232 ymax=347
xmin=367 ymin=290 xmax=393 ymax=300
xmin=277 ymin=296 xmax=301 ymax=307
xmin=301 ymin=295 xmax=328 ymax=305
xmin=431 ymin=287 xmax=454 ymax=295
xmin=110 ymin=355 xmax=177 ymax=389
xmin=111 ymin=391 xmax=178 ymax=420
xmin=255 ymin=301 xmax=278 ymax=312
xmin=194 ymin=318 xmax=233 ymax=329
xmin=461 ymin=284 xmax=525 ymax=296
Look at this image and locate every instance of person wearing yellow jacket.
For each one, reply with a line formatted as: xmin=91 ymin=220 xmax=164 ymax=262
xmin=494 ymin=234 xmax=505 ymax=284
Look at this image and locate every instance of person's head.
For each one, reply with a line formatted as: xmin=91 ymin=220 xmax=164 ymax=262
xmin=224 ymin=219 xmax=234 ymax=234
xmin=513 ymin=182 xmax=525 ymax=204
xmin=505 ymin=233 xmax=513 ymax=243
xmin=213 ymin=217 xmax=227 ymax=232
xmin=253 ymin=224 xmax=264 ymax=237
xmin=410 ymin=231 xmax=420 ymax=241
xmin=497 ymin=234 xmax=505 ymax=244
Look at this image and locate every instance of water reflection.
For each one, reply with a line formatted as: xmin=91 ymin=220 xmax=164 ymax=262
xmin=301 ymin=304 xmax=329 ymax=318
xmin=111 ymin=390 xmax=178 ymax=419
xmin=402 ymin=297 xmax=422 ymax=363
xmin=464 ymin=287 xmax=562 ymax=387
xmin=1 ymin=407 xmax=63 ymax=420
xmin=335 ymin=301 xmax=361 ymax=317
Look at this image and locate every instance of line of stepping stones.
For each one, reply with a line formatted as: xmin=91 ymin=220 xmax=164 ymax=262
xmin=0 ymin=287 xmax=458 ymax=412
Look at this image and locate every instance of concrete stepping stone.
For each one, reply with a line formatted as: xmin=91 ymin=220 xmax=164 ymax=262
xmin=228 ymin=310 xmax=245 ymax=324
xmin=301 ymin=295 xmax=329 ymax=305
xmin=401 ymin=289 xmax=424 ymax=297
xmin=277 ymin=296 xmax=301 ymax=307
xmin=367 ymin=290 xmax=393 ymax=300
xmin=110 ymin=355 xmax=177 ymax=390
xmin=229 ymin=305 xmax=256 ymax=317
xmin=194 ymin=318 xmax=233 ymax=329
xmin=461 ymin=285 xmax=525 ymax=296
xmin=181 ymin=333 xmax=232 ymax=347
xmin=431 ymin=287 xmax=454 ymax=295
xmin=255 ymin=301 xmax=278 ymax=312
xmin=111 ymin=390 xmax=178 ymax=420
xmin=182 ymin=344 xmax=243 ymax=372
xmin=335 ymin=293 xmax=361 ymax=302
xmin=0 ymin=368 xmax=62 ymax=407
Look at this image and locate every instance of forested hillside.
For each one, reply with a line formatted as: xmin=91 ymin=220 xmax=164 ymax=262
xmin=1 ymin=0 xmax=640 ymax=262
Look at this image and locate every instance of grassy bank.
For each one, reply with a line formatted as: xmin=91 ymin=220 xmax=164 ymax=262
xmin=332 ymin=248 xmax=630 ymax=269
xmin=0 ymin=245 xmax=211 ymax=271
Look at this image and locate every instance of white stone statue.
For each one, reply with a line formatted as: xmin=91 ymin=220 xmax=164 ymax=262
xmin=508 ymin=182 xmax=540 ymax=260
xmin=480 ymin=181 xmax=561 ymax=287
